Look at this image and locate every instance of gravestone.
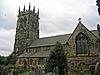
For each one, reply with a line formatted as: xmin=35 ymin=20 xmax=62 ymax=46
xmin=29 ymin=70 xmax=35 ymax=75
xmin=0 ymin=65 xmax=8 ymax=75
xmin=36 ymin=68 xmax=39 ymax=75
xmin=53 ymin=67 xmax=59 ymax=75
xmin=35 ymin=68 xmax=43 ymax=75
xmin=64 ymin=68 xmax=68 ymax=75
xmin=95 ymin=62 xmax=100 ymax=75
xmin=89 ymin=65 xmax=95 ymax=75
xmin=80 ymin=70 xmax=84 ymax=75
xmin=48 ymin=72 xmax=53 ymax=75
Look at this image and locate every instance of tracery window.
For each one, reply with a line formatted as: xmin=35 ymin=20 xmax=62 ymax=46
xmin=76 ymin=33 xmax=89 ymax=55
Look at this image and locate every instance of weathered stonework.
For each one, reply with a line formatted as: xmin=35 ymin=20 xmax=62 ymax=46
xmin=13 ymin=5 xmax=39 ymax=56
xmin=67 ymin=22 xmax=99 ymax=72
xmin=12 ymin=4 xmax=100 ymax=74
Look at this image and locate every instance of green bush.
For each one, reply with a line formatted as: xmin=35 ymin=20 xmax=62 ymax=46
xmin=19 ymin=70 xmax=29 ymax=75
xmin=5 ymin=64 xmax=14 ymax=73
xmin=0 ymin=65 xmax=8 ymax=75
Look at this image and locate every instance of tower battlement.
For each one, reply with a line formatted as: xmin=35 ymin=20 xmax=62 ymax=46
xmin=18 ymin=3 xmax=39 ymax=18
xmin=13 ymin=3 xmax=39 ymax=56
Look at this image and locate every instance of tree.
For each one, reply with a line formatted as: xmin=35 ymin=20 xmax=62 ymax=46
xmin=0 ymin=56 xmax=7 ymax=65
xmin=96 ymin=0 xmax=100 ymax=15
xmin=46 ymin=41 xmax=67 ymax=75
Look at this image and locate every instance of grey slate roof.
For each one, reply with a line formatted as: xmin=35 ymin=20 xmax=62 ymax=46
xmin=30 ymin=50 xmax=50 ymax=58
xmin=18 ymin=51 xmax=50 ymax=58
xmin=30 ymin=30 xmax=99 ymax=48
xmin=18 ymin=52 xmax=33 ymax=58
xmin=91 ymin=30 xmax=99 ymax=38
xmin=30 ymin=34 xmax=71 ymax=48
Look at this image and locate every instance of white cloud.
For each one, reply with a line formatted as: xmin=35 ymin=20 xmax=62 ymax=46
xmin=0 ymin=29 xmax=15 ymax=56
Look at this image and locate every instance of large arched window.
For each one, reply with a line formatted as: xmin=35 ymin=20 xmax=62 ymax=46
xmin=76 ymin=33 xmax=89 ymax=55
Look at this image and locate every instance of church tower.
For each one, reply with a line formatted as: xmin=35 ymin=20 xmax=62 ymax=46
xmin=13 ymin=4 xmax=39 ymax=56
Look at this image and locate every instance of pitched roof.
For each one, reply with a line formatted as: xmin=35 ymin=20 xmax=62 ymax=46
xmin=91 ymin=30 xmax=99 ymax=38
xmin=18 ymin=52 xmax=33 ymax=58
xmin=30 ymin=30 xmax=99 ymax=48
xmin=30 ymin=34 xmax=71 ymax=48
xmin=30 ymin=50 xmax=50 ymax=58
xmin=18 ymin=51 xmax=50 ymax=58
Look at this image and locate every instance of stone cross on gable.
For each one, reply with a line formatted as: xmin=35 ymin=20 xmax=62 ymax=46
xmin=78 ymin=18 xmax=81 ymax=22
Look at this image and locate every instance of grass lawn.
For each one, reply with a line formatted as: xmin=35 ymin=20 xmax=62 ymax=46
xmin=8 ymin=69 xmax=91 ymax=75
xmin=19 ymin=71 xmax=91 ymax=75
xmin=18 ymin=70 xmax=29 ymax=75
xmin=18 ymin=72 xmax=29 ymax=75
xmin=8 ymin=70 xmax=29 ymax=75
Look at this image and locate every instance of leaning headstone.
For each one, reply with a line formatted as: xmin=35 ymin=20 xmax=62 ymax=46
xmin=89 ymin=65 xmax=95 ymax=75
xmin=64 ymin=68 xmax=68 ymax=75
xmin=95 ymin=62 xmax=100 ymax=75
xmin=55 ymin=67 xmax=59 ymax=75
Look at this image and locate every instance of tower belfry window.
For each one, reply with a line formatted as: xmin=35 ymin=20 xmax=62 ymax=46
xmin=76 ymin=33 xmax=89 ymax=55
xmin=24 ymin=17 xmax=27 ymax=27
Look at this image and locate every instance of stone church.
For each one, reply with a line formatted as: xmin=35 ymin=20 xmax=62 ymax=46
xmin=13 ymin=4 xmax=100 ymax=72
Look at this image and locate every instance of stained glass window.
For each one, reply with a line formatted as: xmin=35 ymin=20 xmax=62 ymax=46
xmin=76 ymin=33 xmax=89 ymax=55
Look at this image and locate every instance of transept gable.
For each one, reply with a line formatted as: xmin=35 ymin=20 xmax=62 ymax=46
xmin=66 ymin=18 xmax=98 ymax=56
xmin=67 ymin=18 xmax=98 ymax=44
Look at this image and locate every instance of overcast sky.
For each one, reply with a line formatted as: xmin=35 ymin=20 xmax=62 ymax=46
xmin=0 ymin=0 xmax=100 ymax=56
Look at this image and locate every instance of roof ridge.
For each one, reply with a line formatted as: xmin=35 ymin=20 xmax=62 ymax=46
xmin=39 ymin=33 xmax=71 ymax=39
xmin=36 ymin=30 xmax=97 ymax=41
xmin=91 ymin=30 xmax=97 ymax=31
